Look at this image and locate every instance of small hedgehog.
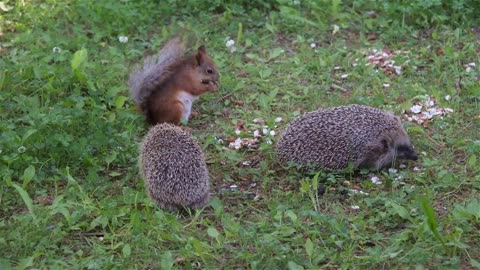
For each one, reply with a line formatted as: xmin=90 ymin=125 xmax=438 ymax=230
xmin=276 ymin=104 xmax=418 ymax=171
xmin=140 ymin=123 xmax=210 ymax=211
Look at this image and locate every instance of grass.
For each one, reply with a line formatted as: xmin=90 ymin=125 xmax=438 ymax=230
xmin=1 ymin=0 xmax=479 ymax=269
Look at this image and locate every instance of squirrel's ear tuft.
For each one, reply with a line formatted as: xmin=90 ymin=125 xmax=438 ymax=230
xmin=195 ymin=46 xmax=206 ymax=65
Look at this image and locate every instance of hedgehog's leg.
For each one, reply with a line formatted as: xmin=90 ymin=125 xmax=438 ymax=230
xmin=187 ymin=192 xmax=211 ymax=210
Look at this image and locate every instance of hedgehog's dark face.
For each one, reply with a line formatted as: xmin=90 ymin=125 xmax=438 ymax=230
xmin=394 ymin=144 xmax=418 ymax=161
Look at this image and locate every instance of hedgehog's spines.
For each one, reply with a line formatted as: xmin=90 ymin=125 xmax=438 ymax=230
xmin=140 ymin=123 xmax=211 ymax=211
xmin=276 ymin=104 xmax=418 ymax=171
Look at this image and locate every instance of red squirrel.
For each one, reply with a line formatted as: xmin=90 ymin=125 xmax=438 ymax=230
xmin=129 ymin=37 xmax=220 ymax=125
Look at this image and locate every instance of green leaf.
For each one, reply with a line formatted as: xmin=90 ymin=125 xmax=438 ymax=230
xmin=390 ymin=202 xmax=410 ymax=219
xmin=115 ymin=95 xmax=127 ymax=109
xmin=471 ymin=259 xmax=480 ymax=268
xmin=71 ymin=48 xmax=88 ymax=71
xmin=207 ymin=227 xmax=220 ymax=239
xmin=122 ymin=244 xmax=131 ymax=257
xmin=467 ymin=154 xmax=477 ymax=168
xmin=22 ymin=165 xmax=35 ymax=188
xmin=305 ymin=238 xmax=313 ymax=258
xmin=22 ymin=129 xmax=37 ymax=143
xmin=420 ymin=196 xmax=445 ymax=246
xmin=285 ymin=210 xmax=297 ymax=222
xmin=11 ymin=183 xmax=37 ymax=223
xmin=287 ymin=261 xmax=304 ymax=270
xmin=268 ymin=47 xmax=284 ymax=60
xmin=160 ymin=251 xmax=174 ymax=270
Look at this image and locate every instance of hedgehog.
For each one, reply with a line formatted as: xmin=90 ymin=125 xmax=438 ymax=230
xmin=140 ymin=123 xmax=211 ymax=211
xmin=276 ymin=104 xmax=418 ymax=171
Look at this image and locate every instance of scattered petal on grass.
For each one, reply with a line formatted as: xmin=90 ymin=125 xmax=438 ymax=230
xmin=332 ymin=24 xmax=340 ymax=35
xmin=253 ymin=130 xmax=261 ymax=138
xmin=226 ymin=39 xmax=235 ymax=47
xmin=350 ymin=189 xmax=369 ymax=195
xmin=310 ymin=43 xmax=316 ymax=48
xmin=370 ymin=176 xmax=382 ymax=185
xmin=445 ymin=95 xmax=451 ymax=101
xmin=383 ymin=83 xmax=390 ymax=88
xmin=388 ymin=168 xmax=398 ymax=174
xmin=118 ymin=36 xmax=128 ymax=43
xmin=399 ymin=164 xmax=407 ymax=169
xmin=229 ymin=184 xmax=238 ymax=190
xmin=274 ymin=117 xmax=282 ymax=122
xmin=234 ymin=129 xmax=241 ymax=135
xmin=269 ymin=130 xmax=275 ymax=136
xmin=363 ymin=48 xmax=409 ymax=76
xmin=410 ymin=105 xmax=422 ymax=114
xmin=340 ymin=74 xmax=348 ymax=79
xmin=413 ymin=166 xmax=421 ymax=172
xmin=404 ymin=96 xmax=454 ymax=125
xmin=351 ymin=205 xmax=360 ymax=210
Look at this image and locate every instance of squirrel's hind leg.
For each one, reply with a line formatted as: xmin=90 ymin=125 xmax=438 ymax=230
xmin=147 ymin=98 xmax=184 ymax=125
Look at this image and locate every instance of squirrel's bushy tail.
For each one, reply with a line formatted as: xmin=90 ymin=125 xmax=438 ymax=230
xmin=129 ymin=37 xmax=186 ymax=108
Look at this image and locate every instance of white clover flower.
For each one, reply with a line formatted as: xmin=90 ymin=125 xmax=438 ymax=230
xmin=370 ymin=176 xmax=382 ymax=185
xmin=253 ymin=130 xmax=261 ymax=138
xmin=99 ymin=237 xmax=104 ymax=241
xmin=413 ymin=166 xmax=421 ymax=172
xmin=340 ymin=74 xmax=348 ymax=79
xmin=17 ymin=146 xmax=26 ymax=153
xmin=466 ymin=66 xmax=473 ymax=73
xmin=310 ymin=43 xmax=316 ymax=48
xmin=226 ymin=39 xmax=235 ymax=48
xmin=410 ymin=105 xmax=422 ymax=114
xmin=426 ymin=100 xmax=435 ymax=107
xmin=242 ymin=161 xmax=251 ymax=166
xmin=52 ymin=47 xmax=61 ymax=53
xmin=351 ymin=205 xmax=360 ymax=210
xmin=388 ymin=168 xmax=398 ymax=174
xmin=445 ymin=95 xmax=451 ymax=101
xmin=262 ymin=127 xmax=269 ymax=135
xmin=269 ymin=130 xmax=276 ymax=136
xmin=234 ymin=129 xmax=241 ymax=135
xmin=274 ymin=117 xmax=282 ymax=123
xmin=383 ymin=83 xmax=390 ymax=88
xmin=118 ymin=36 xmax=128 ymax=43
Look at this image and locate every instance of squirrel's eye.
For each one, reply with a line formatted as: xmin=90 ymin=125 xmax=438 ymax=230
xmin=206 ymin=68 xmax=213 ymax=74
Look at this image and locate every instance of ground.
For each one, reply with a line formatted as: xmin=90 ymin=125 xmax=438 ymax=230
xmin=0 ymin=0 xmax=479 ymax=269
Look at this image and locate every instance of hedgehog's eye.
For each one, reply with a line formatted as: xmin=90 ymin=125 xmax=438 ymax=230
xmin=396 ymin=145 xmax=410 ymax=152
xmin=206 ymin=68 xmax=213 ymax=74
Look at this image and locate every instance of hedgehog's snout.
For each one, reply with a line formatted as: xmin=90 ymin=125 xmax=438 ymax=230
xmin=396 ymin=144 xmax=418 ymax=161
xmin=409 ymin=151 xmax=418 ymax=161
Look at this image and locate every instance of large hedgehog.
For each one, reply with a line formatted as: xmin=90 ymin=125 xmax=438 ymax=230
xmin=276 ymin=104 xmax=418 ymax=171
xmin=140 ymin=123 xmax=210 ymax=211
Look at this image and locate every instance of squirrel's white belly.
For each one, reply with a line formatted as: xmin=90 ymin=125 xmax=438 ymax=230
xmin=178 ymin=90 xmax=199 ymax=121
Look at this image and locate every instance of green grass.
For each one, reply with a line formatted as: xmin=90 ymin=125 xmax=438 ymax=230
xmin=1 ymin=0 xmax=479 ymax=269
